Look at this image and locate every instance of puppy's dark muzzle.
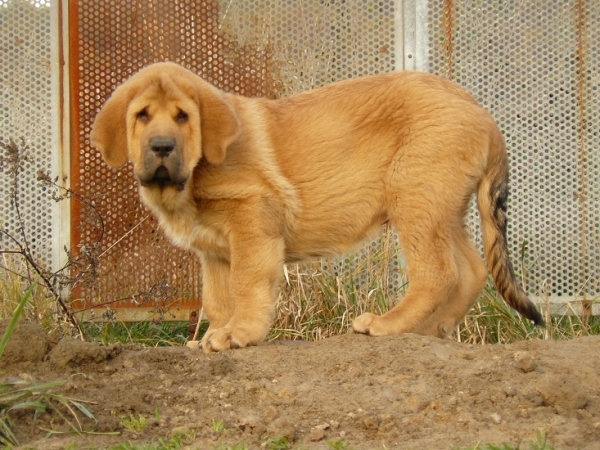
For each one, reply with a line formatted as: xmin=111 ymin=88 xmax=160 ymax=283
xmin=137 ymin=136 xmax=187 ymax=191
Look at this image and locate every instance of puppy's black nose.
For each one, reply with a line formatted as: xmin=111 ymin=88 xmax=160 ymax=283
xmin=150 ymin=138 xmax=175 ymax=158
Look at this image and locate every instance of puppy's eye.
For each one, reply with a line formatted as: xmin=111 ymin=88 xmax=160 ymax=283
xmin=176 ymin=110 xmax=188 ymax=124
xmin=136 ymin=109 xmax=149 ymax=123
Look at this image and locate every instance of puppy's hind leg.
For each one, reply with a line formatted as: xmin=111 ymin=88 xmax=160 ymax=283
xmin=414 ymin=228 xmax=488 ymax=338
xmin=352 ymin=142 xmax=479 ymax=336
xmin=352 ymin=209 xmax=461 ymax=336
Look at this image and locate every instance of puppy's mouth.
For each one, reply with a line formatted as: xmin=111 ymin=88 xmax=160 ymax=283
xmin=138 ymin=165 xmax=187 ymax=191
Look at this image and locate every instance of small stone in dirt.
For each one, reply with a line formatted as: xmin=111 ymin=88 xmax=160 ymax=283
xmin=239 ymin=413 xmax=260 ymax=430
xmin=504 ymin=385 xmax=518 ymax=397
xmin=490 ymin=413 xmax=502 ymax=424
xmin=238 ymin=413 xmax=266 ymax=436
xmin=96 ymin=416 xmax=122 ymax=433
xmin=171 ymin=425 xmax=193 ymax=436
xmin=264 ymin=405 xmax=278 ymax=423
xmin=309 ymin=425 xmax=327 ymax=442
xmin=513 ymin=351 xmax=537 ymax=373
xmin=46 ymin=327 xmax=62 ymax=349
xmin=244 ymin=380 xmax=262 ymax=393
xmin=576 ymin=409 xmax=591 ymax=420
xmin=266 ymin=417 xmax=295 ymax=441
xmin=276 ymin=383 xmax=298 ymax=399
xmin=208 ymin=356 xmax=236 ymax=376
xmin=402 ymin=396 xmax=430 ymax=413
xmin=363 ymin=415 xmax=381 ymax=430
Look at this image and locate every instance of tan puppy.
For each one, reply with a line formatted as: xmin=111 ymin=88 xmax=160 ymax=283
xmin=91 ymin=62 xmax=543 ymax=352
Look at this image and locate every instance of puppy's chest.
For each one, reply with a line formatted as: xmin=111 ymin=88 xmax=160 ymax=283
xmin=153 ymin=203 xmax=230 ymax=258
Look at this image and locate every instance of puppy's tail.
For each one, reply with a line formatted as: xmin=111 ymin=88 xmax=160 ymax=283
xmin=477 ymin=129 xmax=545 ymax=326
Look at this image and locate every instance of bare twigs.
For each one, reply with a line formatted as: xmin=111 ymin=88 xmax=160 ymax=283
xmin=0 ymin=138 xmax=104 ymax=340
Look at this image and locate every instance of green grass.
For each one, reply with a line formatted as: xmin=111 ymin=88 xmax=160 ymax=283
xmin=455 ymin=430 xmax=555 ymax=450
xmin=0 ymin=281 xmax=66 ymax=447
xmin=266 ymin=436 xmax=293 ymax=450
xmin=209 ymin=418 xmax=225 ymax=434
xmin=327 ymin=440 xmax=353 ymax=450
xmin=82 ymin=321 xmax=190 ymax=347
xmin=3 ymin=219 xmax=598 ymax=350
xmin=270 ymin=259 xmax=600 ymax=346
xmin=0 ymin=377 xmax=108 ymax=446
xmin=0 ymin=280 xmax=36 ymax=358
xmin=76 ymin=278 xmax=600 ymax=348
xmin=270 ymin=243 xmax=404 ymax=342
xmin=121 ymin=413 xmax=149 ymax=433
xmin=0 ymin=282 xmax=125 ymax=445
xmin=0 ymin=259 xmax=54 ymax=329
xmin=106 ymin=432 xmax=191 ymax=450
xmin=2 ymin=256 xmax=599 ymax=352
xmin=71 ymin=286 xmax=600 ymax=350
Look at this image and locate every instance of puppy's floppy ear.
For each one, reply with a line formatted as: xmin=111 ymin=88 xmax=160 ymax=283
xmin=90 ymin=83 xmax=131 ymax=168
xmin=196 ymin=82 xmax=241 ymax=165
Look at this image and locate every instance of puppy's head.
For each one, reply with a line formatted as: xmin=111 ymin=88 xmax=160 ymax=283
xmin=90 ymin=62 xmax=240 ymax=193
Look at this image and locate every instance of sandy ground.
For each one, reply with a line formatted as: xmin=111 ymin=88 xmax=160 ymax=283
xmin=2 ymin=320 xmax=600 ymax=449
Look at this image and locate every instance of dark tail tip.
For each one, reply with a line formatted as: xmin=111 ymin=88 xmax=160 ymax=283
xmin=517 ymin=297 xmax=545 ymax=327
xmin=533 ymin=312 xmax=546 ymax=328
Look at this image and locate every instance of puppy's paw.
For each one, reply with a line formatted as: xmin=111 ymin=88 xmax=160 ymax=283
xmin=351 ymin=313 xmax=382 ymax=336
xmin=202 ymin=328 xmax=233 ymax=353
xmin=414 ymin=320 xmax=455 ymax=339
xmin=201 ymin=326 xmax=255 ymax=353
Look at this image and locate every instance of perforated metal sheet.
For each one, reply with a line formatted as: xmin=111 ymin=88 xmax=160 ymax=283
xmin=218 ymin=0 xmax=397 ymax=94
xmin=0 ymin=0 xmax=58 ymax=271
xmin=426 ymin=1 xmax=600 ymax=309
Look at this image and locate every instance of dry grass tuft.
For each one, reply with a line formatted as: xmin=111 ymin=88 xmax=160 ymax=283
xmin=271 ymin=228 xmax=406 ymax=341
xmin=0 ymin=256 xmax=55 ymax=329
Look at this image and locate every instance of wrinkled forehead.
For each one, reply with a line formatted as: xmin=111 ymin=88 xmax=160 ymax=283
xmin=128 ymin=74 xmax=196 ymax=112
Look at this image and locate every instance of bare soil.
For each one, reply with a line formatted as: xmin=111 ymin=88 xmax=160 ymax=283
xmin=3 ymin=320 xmax=600 ymax=449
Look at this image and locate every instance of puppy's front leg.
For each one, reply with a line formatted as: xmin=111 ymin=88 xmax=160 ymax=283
xmin=202 ymin=232 xmax=285 ymax=353
xmin=199 ymin=253 xmax=234 ymax=349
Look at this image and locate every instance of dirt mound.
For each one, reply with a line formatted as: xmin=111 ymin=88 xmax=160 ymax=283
xmin=3 ymin=323 xmax=600 ymax=449
xmin=47 ymin=337 xmax=122 ymax=369
xmin=0 ymin=320 xmax=48 ymax=367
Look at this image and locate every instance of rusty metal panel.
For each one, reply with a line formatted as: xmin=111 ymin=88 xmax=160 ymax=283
xmin=69 ymin=1 xmax=234 ymax=315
